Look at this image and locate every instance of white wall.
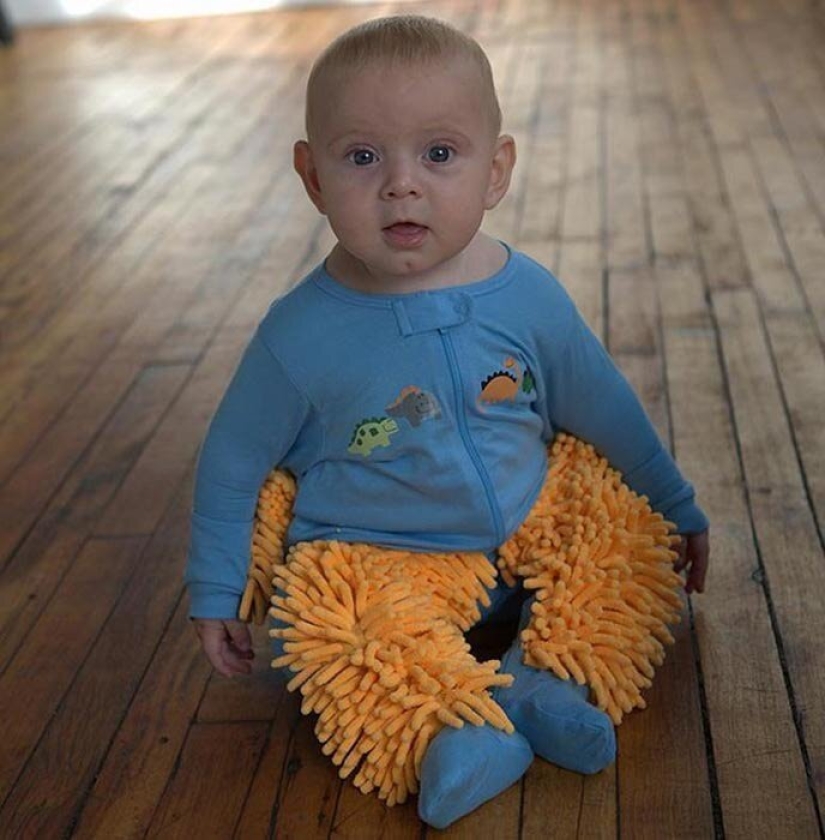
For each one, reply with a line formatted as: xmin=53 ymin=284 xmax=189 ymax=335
xmin=5 ymin=0 xmax=369 ymax=26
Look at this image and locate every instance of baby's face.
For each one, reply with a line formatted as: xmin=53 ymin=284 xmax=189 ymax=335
xmin=296 ymin=58 xmax=509 ymax=286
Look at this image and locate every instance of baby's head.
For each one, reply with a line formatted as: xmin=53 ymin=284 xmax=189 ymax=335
xmin=294 ymin=15 xmax=516 ymax=291
xmin=304 ymin=16 xmax=502 ymax=144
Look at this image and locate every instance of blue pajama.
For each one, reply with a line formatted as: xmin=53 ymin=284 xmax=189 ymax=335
xmin=185 ymin=245 xmax=708 ymax=828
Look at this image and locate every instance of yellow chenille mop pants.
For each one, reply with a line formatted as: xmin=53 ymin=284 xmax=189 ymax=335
xmin=239 ymin=433 xmax=683 ymax=805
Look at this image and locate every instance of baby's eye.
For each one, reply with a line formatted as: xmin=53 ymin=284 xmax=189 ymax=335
xmin=349 ymin=149 xmax=377 ymax=166
xmin=427 ymin=145 xmax=453 ymax=164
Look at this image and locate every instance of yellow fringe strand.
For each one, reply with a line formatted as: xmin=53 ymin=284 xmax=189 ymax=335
xmin=239 ymin=433 xmax=683 ymax=803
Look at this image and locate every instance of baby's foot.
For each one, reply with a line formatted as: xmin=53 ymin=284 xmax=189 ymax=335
xmin=494 ymin=652 xmax=615 ymax=774
xmin=493 ymin=602 xmax=616 ymax=774
xmin=418 ymin=724 xmax=533 ymax=829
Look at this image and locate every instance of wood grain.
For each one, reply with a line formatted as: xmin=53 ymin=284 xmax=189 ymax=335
xmin=72 ymin=597 xmax=212 ymax=840
xmin=146 ymin=721 xmax=269 ymax=838
xmin=661 ymin=262 xmax=821 ymax=838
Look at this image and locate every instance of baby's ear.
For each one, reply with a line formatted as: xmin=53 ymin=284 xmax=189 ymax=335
xmin=484 ymin=134 xmax=517 ymax=211
xmin=293 ymin=140 xmax=326 ymax=215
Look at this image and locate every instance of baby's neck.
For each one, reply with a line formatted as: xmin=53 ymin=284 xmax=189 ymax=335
xmin=325 ymin=233 xmax=508 ymax=295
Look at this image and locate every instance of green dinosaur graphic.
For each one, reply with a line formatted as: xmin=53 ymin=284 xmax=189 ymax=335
xmin=348 ymin=417 xmax=399 ymax=457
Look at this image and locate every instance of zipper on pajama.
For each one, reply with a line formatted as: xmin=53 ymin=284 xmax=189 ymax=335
xmin=441 ymin=330 xmax=506 ymax=545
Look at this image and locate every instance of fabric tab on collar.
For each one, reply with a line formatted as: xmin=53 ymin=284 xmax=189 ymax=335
xmin=391 ymin=294 xmax=472 ymax=336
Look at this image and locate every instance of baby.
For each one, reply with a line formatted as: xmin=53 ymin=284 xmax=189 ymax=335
xmin=185 ymin=14 xmax=709 ymax=829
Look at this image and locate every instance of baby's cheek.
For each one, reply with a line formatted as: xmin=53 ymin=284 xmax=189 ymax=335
xmin=327 ymin=189 xmax=370 ymax=224
xmin=329 ymin=211 xmax=366 ymax=243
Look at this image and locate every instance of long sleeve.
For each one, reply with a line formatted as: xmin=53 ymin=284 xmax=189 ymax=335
xmin=185 ymin=332 xmax=311 ymax=618
xmin=544 ymin=309 xmax=708 ymax=534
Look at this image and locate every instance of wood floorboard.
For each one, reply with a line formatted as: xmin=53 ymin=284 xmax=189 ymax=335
xmin=70 ymin=595 xmax=212 ymax=840
xmin=146 ymin=720 xmax=271 ymax=839
xmin=661 ymin=262 xmax=820 ymax=837
xmin=1 ymin=0 xmax=824 ymax=837
xmin=0 ymin=362 xmax=190 ymax=669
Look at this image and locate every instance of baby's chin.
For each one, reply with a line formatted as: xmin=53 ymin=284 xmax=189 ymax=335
xmin=328 ymin=234 xmax=490 ymax=292
xmin=369 ymin=251 xmax=470 ymax=285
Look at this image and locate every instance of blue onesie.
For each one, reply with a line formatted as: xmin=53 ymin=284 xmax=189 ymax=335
xmin=185 ymin=245 xmax=708 ymax=619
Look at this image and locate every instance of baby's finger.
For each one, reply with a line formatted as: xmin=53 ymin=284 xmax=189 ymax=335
xmin=684 ymin=531 xmax=710 ymax=594
xmin=225 ymin=620 xmax=255 ymax=660
xmin=195 ymin=622 xmax=250 ymax=677
xmin=673 ymin=537 xmax=688 ymax=572
xmin=686 ymin=554 xmax=709 ymax=594
xmin=220 ymin=640 xmax=254 ymax=676
xmin=200 ymin=632 xmax=235 ymax=677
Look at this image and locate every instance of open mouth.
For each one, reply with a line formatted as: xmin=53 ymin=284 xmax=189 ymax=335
xmin=382 ymin=222 xmax=429 ymax=247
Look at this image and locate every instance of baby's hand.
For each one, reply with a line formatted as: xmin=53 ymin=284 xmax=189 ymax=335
xmin=193 ymin=618 xmax=254 ymax=678
xmin=674 ymin=529 xmax=710 ymax=594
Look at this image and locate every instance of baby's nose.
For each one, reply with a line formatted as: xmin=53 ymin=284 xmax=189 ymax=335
xmin=380 ymin=162 xmax=421 ymax=200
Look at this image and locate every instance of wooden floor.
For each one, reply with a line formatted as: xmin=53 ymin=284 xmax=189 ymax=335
xmin=1 ymin=0 xmax=824 ymax=836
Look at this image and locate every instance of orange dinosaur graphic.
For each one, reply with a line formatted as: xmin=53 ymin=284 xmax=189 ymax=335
xmin=479 ymin=357 xmax=523 ymax=404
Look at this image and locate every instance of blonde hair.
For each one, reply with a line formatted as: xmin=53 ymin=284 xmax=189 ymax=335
xmin=305 ymin=15 xmax=502 ymax=140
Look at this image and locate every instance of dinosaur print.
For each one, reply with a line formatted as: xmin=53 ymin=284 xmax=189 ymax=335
xmin=479 ymin=357 xmax=524 ymax=404
xmin=386 ymin=386 xmax=442 ymax=427
xmin=522 ymin=366 xmax=536 ymax=395
xmin=348 ymin=417 xmax=399 ymax=457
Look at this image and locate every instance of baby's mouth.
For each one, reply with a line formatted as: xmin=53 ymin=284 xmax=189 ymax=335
xmin=382 ymin=222 xmax=429 ymax=247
